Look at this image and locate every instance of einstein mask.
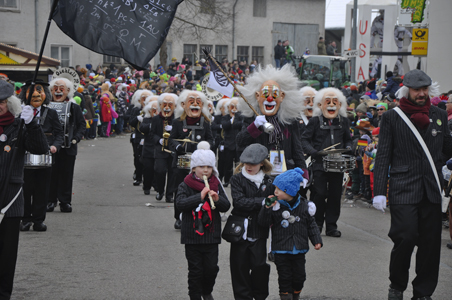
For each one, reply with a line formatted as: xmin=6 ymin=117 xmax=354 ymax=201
xmin=182 ymin=92 xmax=203 ymax=118
xmin=161 ymin=95 xmax=175 ymax=117
xmin=26 ymin=84 xmax=46 ymax=108
xmin=140 ymin=91 xmax=152 ymax=107
xmin=149 ymin=101 xmax=159 ymax=117
xmin=208 ymin=102 xmax=215 ymax=115
xmin=255 ymin=80 xmax=285 ymax=116
xmin=302 ymin=90 xmax=315 ymax=118
xmin=229 ymin=99 xmax=239 ymax=117
xmin=52 ymin=80 xmax=69 ymax=102
xmin=319 ymin=91 xmax=341 ymax=119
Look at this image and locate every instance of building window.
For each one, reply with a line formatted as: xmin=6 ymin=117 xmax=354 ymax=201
xmin=50 ymin=45 xmax=71 ymax=67
xmin=200 ymin=0 xmax=215 ymax=15
xmin=215 ymin=45 xmax=228 ymax=62
xmin=252 ymin=47 xmax=264 ymax=64
xmin=183 ymin=44 xmax=197 ymax=64
xmin=103 ymin=55 xmax=121 ymax=64
xmin=199 ymin=45 xmax=213 ymax=61
xmin=0 ymin=0 xmax=17 ymax=8
xmin=253 ymin=0 xmax=267 ymax=18
xmin=237 ymin=46 xmax=249 ymax=64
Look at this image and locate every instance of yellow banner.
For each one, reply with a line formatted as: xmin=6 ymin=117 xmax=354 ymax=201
xmin=412 ymin=28 xmax=428 ymax=56
xmin=0 ymin=53 xmax=19 ymax=65
xmin=412 ymin=28 xmax=428 ymax=41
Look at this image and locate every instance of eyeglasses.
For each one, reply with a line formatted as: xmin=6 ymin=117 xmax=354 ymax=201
xmin=377 ymin=108 xmax=385 ymax=111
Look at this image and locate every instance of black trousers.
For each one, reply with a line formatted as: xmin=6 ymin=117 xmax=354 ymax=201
xmin=23 ymin=167 xmax=52 ymax=224
xmin=132 ymin=142 xmax=143 ymax=181
xmin=224 ymin=149 xmax=239 ymax=184
xmin=312 ymin=170 xmax=343 ymax=232
xmin=142 ymin=156 xmax=155 ymax=191
xmin=274 ymin=253 xmax=306 ymax=294
xmin=0 ymin=217 xmax=20 ymax=300
xmin=174 ymin=168 xmax=189 ymax=220
xmin=217 ymin=149 xmax=226 ymax=182
xmin=388 ymin=198 xmax=442 ymax=299
xmin=49 ymin=151 xmax=76 ymax=205
xmin=185 ymin=244 xmax=219 ymax=300
xmin=230 ymin=239 xmax=270 ymax=300
xmin=154 ymin=157 xmax=175 ymax=198
xmin=88 ymin=120 xmax=97 ymax=138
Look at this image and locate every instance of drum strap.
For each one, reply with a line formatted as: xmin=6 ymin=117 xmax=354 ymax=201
xmin=0 ymin=187 xmax=22 ymax=224
xmin=183 ymin=117 xmax=205 ymax=142
xmin=319 ymin=116 xmax=342 ymax=145
xmin=37 ymin=106 xmax=49 ymax=126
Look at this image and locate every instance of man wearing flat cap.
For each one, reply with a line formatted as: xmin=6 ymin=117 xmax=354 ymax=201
xmin=0 ymin=80 xmax=48 ymax=299
xmin=373 ymin=69 xmax=452 ymax=300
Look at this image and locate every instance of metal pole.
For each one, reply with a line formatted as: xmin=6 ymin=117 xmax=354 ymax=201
xmin=351 ymin=0 xmax=358 ymax=82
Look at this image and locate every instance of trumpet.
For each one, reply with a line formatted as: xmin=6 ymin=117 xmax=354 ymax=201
xmin=202 ymin=175 xmax=216 ymax=210
xmin=162 ymin=132 xmax=170 ymax=151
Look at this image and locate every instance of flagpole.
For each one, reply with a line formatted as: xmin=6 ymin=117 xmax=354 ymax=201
xmin=203 ymin=49 xmax=260 ymax=117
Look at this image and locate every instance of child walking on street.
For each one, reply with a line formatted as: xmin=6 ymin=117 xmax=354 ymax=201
xmin=176 ymin=142 xmax=231 ymax=300
xmin=229 ymin=143 xmax=275 ymax=300
xmin=258 ymin=168 xmax=322 ymax=300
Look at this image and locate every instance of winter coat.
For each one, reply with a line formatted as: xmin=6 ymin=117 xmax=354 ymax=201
xmin=317 ymin=41 xmax=327 ymax=55
xmin=382 ymin=76 xmax=402 ymax=96
xmin=258 ymin=196 xmax=322 ymax=252
xmin=274 ymin=44 xmax=285 ymax=60
xmin=230 ymin=172 xmax=275 ymax=239
xmin=176 ymin=180 xmax=230 ymax=244
xmin=221 ymin=113 xmax=243 ymax=151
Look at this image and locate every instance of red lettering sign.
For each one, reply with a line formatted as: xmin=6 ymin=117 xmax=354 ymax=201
xmin=359 ymin=43 xmax=367 ymax=58
xmin=359 ymin=20 xmax=368 ymax=35
xmin=358 ymin=66 xmax=365 ymax=81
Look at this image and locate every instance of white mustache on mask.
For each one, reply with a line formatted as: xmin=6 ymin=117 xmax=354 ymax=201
xmin=306 ymin=105 xmax=313 ymax=110
xmin=327 ymin=107 xmax=337 ymax=111
xmin=163 ymin=108 xmax=172 ymax=112
xmin=54 ymin=92 xmax=64 ymax=96
xmin=189 ymin=105 xmax=200 ymax=110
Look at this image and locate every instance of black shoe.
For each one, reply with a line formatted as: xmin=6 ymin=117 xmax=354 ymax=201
xmin=156 ymin=193 xmax=164 ymax=201
xmin=20 ymin=221 xmax=33 ymax=231
xmin=33 ymin=222 xmax=47 ymax=232
xmin=133 ymin=180 xmax=142 ymax=186
xmin=202 ymin=294 xmax=214 ymax=300
xmin=165 ymin=197 xmax=173 ymax=203
xmin=174 ymin=219 xmax=182 ymax=229
xmin=144 ymin=189 xmax=150 ymax=195
xmin=60 ymin=203 xmax=72 ymax=213
xmin=414 ymin=297 xmax=432 ymax=300
xmin=46 ymin=202 xmax=56 ymax=212
xmin=447 ymin=243 xmax=452 ymax=250
xmin=223 ymin=182 xmax=229 ymax=187
xmin=267 ymin=252 xmax=275 ymax=262
xmin=326 ymin=230 xmax=341 ymax=237
xmin=388 ymin=288 xmax=403 ymax=300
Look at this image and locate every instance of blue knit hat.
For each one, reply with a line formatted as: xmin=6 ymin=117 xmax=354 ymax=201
xmin=273 ymin=168 xmax=304 ymax=197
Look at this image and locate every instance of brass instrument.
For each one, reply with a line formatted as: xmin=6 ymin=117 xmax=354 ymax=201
xmin=203 ymin=175 xmax=216 ymax=210
xmin=162 ymin=114 xmax=170 ymax=151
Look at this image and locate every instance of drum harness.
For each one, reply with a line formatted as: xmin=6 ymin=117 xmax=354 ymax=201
xmin=182 ymin=117 xmax=204 ymax=152
xmin=311 ymin=115 xmax=343 ymax=166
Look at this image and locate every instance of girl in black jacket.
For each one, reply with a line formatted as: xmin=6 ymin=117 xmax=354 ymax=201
xmin=176 ymin=142 xmax=230 ymax=300
xmin=229 ymin=143 xmax=275 ymax=300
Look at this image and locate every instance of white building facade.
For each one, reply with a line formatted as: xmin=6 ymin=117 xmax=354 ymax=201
xmin=0 ymin=0 xmax=325 ymax=69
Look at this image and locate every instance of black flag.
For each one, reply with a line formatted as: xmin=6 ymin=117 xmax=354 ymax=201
xmin=52 ymin=0 xmax=183 ymax=69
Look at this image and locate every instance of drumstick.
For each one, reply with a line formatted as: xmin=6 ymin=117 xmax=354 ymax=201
xmin=202 ymin=175 xmax=216 ymax=210
xmin=322 ymin=142 xmax=341 ymax=152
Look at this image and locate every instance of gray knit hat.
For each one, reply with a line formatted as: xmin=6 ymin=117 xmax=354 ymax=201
xmin=356 ymin=103 xmax=368 ymax=114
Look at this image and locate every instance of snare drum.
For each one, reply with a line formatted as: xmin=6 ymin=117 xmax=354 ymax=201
xmin=177 ymin=154 xmax=192 ymax=169
xmin=323 ymin=154 xmax=355 ymax=173
xmin=24 ymin=152 xmax=52 ymax=169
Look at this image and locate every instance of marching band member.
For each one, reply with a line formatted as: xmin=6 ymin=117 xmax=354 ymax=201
xmin=236 ymin=65 xmax=307 ymax=175
xmin=300 ymin=88 xmax=352 ymax=237
xmin=211 ymin=98 xmax=230 ymax=183
xmin=169 ymin=90 xmax=214 ymax=229
xmin=47 ymin=77 xmax=85 ymax=213
xmin=149 ymin=93 xmax=178 ymax=202
xmin=128 ymin=89 xmax=153 ymax=186
xmin=19 ymin=80 xmax=63 ymax=231
xmin=299 ymin=86 xmax=316 ymax=130
xmin=221 ymin=97 xmax=243 ymax=186
xmin=0 ymin=80 xmax=48 ymax=300
xmin=139 ymin=98 xmax=159 ymax=195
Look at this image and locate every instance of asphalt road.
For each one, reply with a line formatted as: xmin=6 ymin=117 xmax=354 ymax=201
xmin=13 ymin=135 xmax=452 ymax=300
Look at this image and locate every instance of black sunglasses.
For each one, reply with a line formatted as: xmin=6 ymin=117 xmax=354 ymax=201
xmin=377 ymin=108 xmax=385 ymax=111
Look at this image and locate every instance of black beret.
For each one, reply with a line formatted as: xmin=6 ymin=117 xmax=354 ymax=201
xmin=0 ymin=80 xmax=14 ymax=100
xmin=403 ymin=69 xmax=432 ymax=89
xmin=240 ymin=143 xmax=269 ymax=164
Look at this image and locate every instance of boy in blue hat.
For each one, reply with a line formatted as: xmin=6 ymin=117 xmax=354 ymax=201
xmin=258 ymin=168 xmax=322 ymax=300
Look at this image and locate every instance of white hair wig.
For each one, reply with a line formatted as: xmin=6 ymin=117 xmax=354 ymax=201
xmin=312 ymin=87 xmax=347 ymax=118
xmin=395 ymin=82 xmax=441 ymax=99
xmin=143 ymin=100 xmax=159 ymax=118
xmin=115 ymin=83 xmax=128 ymax=97
xmin=158 ymin=93 xmax=178 ymax=105
xmin=207 ymin=100 xmax=214 ymax=117
xmin=174 ymin=90 xmax=210 ymax=120
xmin=6 ymin=95 xmax=22 ymax=117
xmin=215 ymin=98 xmax=230 ymax=115
xmin=131 ymin=89 xmax=154 ymax=109
xmin=49 ymin=77 xmax=74 ymax=100
xmin=237 ymin=64 xmax=302 ymax=124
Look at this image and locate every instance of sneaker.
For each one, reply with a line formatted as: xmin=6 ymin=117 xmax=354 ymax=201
xmin=447 ymin=243 xmax=452 ymax=250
